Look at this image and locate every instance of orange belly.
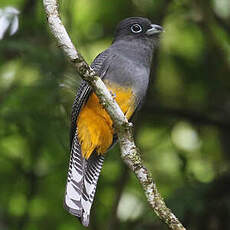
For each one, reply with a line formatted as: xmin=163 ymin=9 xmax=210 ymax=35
xmin=77 ymin=83 xmax=135 ymax=159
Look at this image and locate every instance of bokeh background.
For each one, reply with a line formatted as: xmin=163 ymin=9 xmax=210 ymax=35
xmin=1 ymin=0 xmax=230 ymax=229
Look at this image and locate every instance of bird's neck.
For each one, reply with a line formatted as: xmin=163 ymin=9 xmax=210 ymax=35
xmin=111 ymin=37 xmax=155 ymax=67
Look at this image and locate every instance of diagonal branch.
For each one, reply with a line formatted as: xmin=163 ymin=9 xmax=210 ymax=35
xmin=43 ymin=1 xmax=186 ymax=229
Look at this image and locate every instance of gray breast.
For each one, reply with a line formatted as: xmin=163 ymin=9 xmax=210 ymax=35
xmin=104 ymin=49 xmax=151 ymax=105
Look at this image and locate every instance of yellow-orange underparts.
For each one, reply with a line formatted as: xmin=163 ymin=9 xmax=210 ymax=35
xmin=77 ymin=82 xmax=135 ymax=159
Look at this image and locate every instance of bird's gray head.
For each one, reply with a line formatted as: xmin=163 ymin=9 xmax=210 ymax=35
xmin=112 ymin=17 xmax=163 ymax=67
xmin=113 ymin=17 xmax=163 ymax=44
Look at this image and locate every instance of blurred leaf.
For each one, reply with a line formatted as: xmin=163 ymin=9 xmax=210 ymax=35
xmin=0 ymin=6 xmax=19 ymax=39
xmin=8 ymin=193 xmax=27 ymax=216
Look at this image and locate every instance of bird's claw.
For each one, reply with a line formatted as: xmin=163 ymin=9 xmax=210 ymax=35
xmin=109 ymin=90 xmax=116 ymax=99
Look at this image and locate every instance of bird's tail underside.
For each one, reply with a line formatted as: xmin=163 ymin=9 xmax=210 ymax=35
xmin=64 ymin=132 xmax=104 ymax=227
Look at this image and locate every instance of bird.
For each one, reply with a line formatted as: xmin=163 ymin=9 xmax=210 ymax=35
xmin=64 ymin=17 xmax=163 ymax=227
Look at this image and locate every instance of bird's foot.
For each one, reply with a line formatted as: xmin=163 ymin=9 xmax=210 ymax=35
xmin=109 ymin=90 xmax=116 ymax=99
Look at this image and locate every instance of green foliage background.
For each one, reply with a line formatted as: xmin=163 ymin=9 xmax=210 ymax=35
xmin=0 ymin=0 xmax=230 ymax=229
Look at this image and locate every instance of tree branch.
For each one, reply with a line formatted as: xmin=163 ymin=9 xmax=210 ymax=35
xmin=143 ymin=103 xmax=230 ymax=130
xmin=43 ymin=1 xmax=186 ymax=229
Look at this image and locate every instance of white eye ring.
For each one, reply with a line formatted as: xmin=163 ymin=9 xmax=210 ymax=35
xmin=131 ymin=24 xmax=142 ymax=33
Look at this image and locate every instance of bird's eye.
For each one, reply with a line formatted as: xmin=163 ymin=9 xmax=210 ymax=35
xmin=131 ymin=24 xmax=142 ymax=33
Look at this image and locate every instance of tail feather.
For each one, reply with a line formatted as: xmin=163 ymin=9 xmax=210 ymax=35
xmin=81 ymin=154 xmax=104 ymax=226
xmin=64 ymin=131 xmax=83 ymax=216
xmin=64 ymin=131 xmax=104 ymax=227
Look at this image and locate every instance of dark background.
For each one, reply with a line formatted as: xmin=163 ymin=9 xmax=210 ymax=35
xmin=1 ymin=0 xmax=230 ymax=229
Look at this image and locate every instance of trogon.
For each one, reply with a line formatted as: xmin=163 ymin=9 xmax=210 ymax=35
xmin=64 ymin=17 xmax=163 ymax=227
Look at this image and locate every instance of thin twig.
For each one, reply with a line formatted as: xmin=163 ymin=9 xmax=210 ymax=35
xmin=43 ymin=0 xmax=186 ymax=229
xmin=142 ymin=104 xmax=230 ymax=130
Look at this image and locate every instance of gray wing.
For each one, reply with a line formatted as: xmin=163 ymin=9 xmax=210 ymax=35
xmin=69 ymin=49 xmax=115 ymax=147
xmin=69 ymin=80 xmax=90 ymax=149
xmin=64 ymin=49 xmax=115 ymax=227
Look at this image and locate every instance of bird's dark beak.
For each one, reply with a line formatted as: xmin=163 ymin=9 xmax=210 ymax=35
xmin=145 ymin=24 xmax=163 ymax=35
